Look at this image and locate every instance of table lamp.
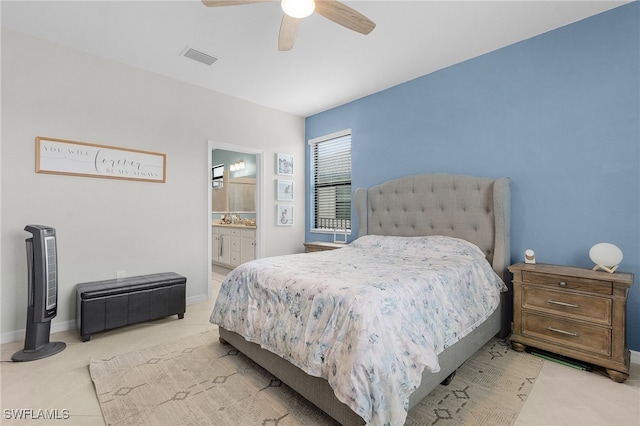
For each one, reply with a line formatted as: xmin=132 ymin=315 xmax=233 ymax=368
xmin=589 ymin=243 xmax=623 ymax=273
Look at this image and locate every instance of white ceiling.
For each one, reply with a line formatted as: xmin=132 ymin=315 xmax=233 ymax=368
xmin=1 ymin=0 xmax=629 ymax=117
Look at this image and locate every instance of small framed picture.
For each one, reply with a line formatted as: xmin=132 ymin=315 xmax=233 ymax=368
xmin=277 ymin=205 xmax=294 ymax=226
xmin=277 ymin=179 xmax=294 ymax=201
xmin=276 ymin=153 xmax=294 ymax=176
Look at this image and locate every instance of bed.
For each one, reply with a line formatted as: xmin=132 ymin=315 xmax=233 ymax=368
xmin=211 ymin=173 xmax=511 ymax=425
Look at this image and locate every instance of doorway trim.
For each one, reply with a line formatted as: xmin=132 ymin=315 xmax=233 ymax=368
xmin=207 ymin=140 xmax=264 ymax=301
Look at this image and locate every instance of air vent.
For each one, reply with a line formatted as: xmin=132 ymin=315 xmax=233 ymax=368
xmin=182 ymin=47 xmax=218 ymax=66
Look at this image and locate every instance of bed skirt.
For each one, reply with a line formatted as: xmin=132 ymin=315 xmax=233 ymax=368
xmin=218 ymin=300 xmax=502 ymax=426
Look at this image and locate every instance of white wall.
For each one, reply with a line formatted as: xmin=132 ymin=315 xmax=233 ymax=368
xmin=1 ymin=29 xmax=306 ymax=342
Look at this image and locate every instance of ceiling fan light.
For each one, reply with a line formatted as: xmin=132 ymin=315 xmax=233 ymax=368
xmin=281 ymin=0 xmax=315 ymax=18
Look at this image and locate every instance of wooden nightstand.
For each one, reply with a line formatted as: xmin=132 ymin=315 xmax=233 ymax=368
xmin=508 ymin=262 xmax=634 ymax=382
xmin=303 ymin=241 xmax=345 ymax=253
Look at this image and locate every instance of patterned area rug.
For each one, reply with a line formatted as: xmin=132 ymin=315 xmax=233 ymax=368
xmin=90 ymin=330 xmax=543 ymax=426
xmin=406 ymin=338 xmax=542 ymax=426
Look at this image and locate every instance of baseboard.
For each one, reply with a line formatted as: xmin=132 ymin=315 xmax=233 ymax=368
xmin=1 ymin=294 xmax=209 ymax=345
xmin=631 ymin=349 xmax=640 ymax=365
xmin=186 ymin=294 xmax=209 ymax=305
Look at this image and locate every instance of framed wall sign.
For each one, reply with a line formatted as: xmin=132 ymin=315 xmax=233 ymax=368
xmin=36 ymin=137 xmax=166 ymax=183
xmin=276 ymin=179 xmax=293 ymax=201
xmin=276 ymin=153 xmax=293 ymax=176
xmin=277 ymin=205 xmax=293 ymax=226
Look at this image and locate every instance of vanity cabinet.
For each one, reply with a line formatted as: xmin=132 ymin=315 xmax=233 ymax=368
xmin=509 ymin=262 xmax=633 ymax=382
xmin=229 ymin=228 xmax=242 ymax=267
xmin=213 ymin=226 xmax=255 ymax=268
xmin=240 ymin=229 xmax=256 ymax=264
xmin=212 ymin=226 xmax=231 ymax=266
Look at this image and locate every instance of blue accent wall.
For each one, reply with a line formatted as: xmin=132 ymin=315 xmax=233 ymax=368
xmin=305 ymin=3 xmax=640 ymax=350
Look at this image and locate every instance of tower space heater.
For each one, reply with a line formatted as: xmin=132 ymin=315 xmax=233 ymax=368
xmin=12 ymin=225 xmax=66 ymax=362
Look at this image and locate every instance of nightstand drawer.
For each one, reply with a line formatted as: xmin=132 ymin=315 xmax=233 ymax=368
xmin=522 ymin=271 xmax=612 ymax=295
xmin=522 ymin=286 xmax=612 ymax=325
xmin=522 ymin=312 xmax=611 ymax=356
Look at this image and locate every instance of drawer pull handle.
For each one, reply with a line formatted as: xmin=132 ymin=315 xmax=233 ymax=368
xmin=547 ymin=299 xmax=579 ymax=308
xmin=558 ymin=281 xmax=567 ymax=287
xmin=547 ymin=326 xmax=578 ymax=337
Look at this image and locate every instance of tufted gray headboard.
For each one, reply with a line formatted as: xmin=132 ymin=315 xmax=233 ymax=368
xmin=354 ymin=173 xmax=511 ymax=281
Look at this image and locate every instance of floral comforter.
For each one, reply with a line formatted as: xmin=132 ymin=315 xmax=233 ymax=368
xmin=210 ymin=235 xmax=506 ymax=425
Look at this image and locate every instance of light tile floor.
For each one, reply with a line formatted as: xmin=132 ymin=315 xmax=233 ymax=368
xmin=1 ymin=267 xmax=638 ymax=425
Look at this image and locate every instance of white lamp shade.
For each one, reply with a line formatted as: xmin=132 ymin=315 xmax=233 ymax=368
xmin=281 ymin=0 xmax=315 ymax=18
xmin=589 ymin=243 xmax=623 ymax=267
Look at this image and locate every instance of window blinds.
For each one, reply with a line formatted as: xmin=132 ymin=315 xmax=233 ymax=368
xmin=311 ymin=132 xmax=352 ymax=231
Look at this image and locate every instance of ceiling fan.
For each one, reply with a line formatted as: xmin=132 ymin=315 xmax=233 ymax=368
xmin=201 ymin=0 xmax=376 ymax=51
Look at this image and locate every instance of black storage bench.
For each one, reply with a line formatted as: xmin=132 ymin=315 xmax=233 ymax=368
xmin=76 ymin=272 xmax=186 ymax=342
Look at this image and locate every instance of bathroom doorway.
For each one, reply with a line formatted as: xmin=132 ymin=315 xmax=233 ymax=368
xmin=207 ymin=141 xmax=264 ymax=301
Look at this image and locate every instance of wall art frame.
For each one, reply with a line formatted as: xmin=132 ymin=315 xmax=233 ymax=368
xmin=36 ymin=136 xmax=166 ymax=183
xmin=276 ymin=204 xmax=294 ymax=226
xmin=276 ymin=179 xmax=294 ymax=201
xmin=276 ymin=153 xmax=294 ymax=176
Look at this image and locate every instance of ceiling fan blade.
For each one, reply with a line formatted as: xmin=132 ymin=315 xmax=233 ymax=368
xmin=278 ymin=14 xmax=301 ymax=51
xmin=201 ymin=0 xmax=270 ymax=7
xmin=314 ymin=0 xmax=376 ymax=35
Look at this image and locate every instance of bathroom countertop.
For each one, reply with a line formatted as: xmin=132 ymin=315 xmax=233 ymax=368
xmin=212 ymin=223 xmax=257 ymax=229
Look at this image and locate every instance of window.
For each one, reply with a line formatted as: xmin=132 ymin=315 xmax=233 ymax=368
xmin=309 ymin=130 xmax=352 ymax=232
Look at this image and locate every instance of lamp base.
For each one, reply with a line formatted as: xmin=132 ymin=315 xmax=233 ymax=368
xmin=592 ymin=264 xmax=619 ymax=273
